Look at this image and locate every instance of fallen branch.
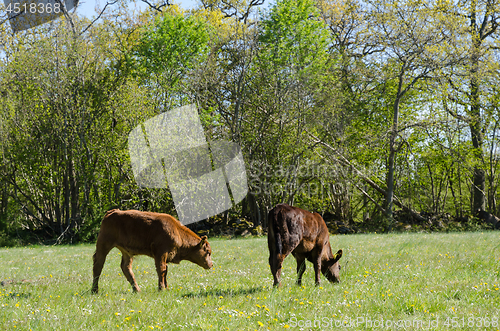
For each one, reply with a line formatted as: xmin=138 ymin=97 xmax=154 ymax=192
xmin=307 ymin=131 xmax=426 ymax=223
xmin=352 ymin=181 xmax=387 ymax=216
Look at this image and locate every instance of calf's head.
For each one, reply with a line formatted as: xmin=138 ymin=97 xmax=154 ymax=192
xmin=191 ymin=236 xmax=213 ymax=269
xmin=322 ymin=249 xmax=343 ymax=283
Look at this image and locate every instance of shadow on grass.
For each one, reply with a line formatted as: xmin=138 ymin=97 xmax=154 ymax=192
xmin=182 ymin=286 xmax=265 ymax=299
xmin=1 ymin=279 xmax=33 ymax=299
xmin=7 ymin=292 xmax=31 ymax=299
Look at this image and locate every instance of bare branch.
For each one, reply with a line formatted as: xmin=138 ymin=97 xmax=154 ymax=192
xmin=397 ymin=120 xmax=446 ymax=133
xmin=79 ymin=0 xmax=119 ymax=36
xmin=55 ymin=0 xmax=76 ymax=35
xmin=352 ymin=182 xmax=388 ymax=216
xmin=443 ymin=97 xmax=470 ymax=123
xmin=141 ymin=0 xmax=169 ymax=12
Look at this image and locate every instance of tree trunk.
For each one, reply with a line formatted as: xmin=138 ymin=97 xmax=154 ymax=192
xmin=0 ymin=178 xmax=7 ymax=228
xmin=243 ymin=193 xmax=261 ymax=227
xmin=469 ymin=29 xmax=485 ymax=212
xmin=386 ymin=64 xmax=405 ymax=228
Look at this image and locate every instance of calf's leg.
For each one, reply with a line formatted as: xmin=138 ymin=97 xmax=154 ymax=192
xmin=293 ymin=254 xmax=306 ymax=286
xmin=91 ymin=243 xmax=113 ymax=294
xmin=154 ymin=253 xmax=168 ymax=290
xmin=120 ymin=252 xmax=140 ymax=292
xmin=313 ymin=262 xmax=322 ymax=285
xmin=313 ymin=255 xmax=322 ymax=286
xmin=268 ymin=229 xmax=282 ymax=287
xmin=269 ymin=253 xmax=285 ymax=287
xmin=269 ymin=255 xmax=277 ymax=286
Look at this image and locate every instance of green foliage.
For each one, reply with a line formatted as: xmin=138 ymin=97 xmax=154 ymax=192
xmin=258 ymin=0 xmax=331 ymax=78
xmin=2 ymin=0 xmax=500 ymax=240
xmin=0 ymin=16 xmax=157 ymax=242
xmin=132 ymin=12 xmax=211 ymax=96
xmin=234 ymin=0 xmax=339 ymax=213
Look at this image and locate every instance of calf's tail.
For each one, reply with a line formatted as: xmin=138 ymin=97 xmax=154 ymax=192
xmin=268 ymin=207 xmax=283 ymax=258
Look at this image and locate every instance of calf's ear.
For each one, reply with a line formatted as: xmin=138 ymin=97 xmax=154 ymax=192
xmin=333 ymin=249 xmax=343 ymax=261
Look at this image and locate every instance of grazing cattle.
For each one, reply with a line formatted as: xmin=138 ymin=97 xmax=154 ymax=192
xmin=268 ymin=204 xmax=342 ymax=287
xmin=91 ymin=209 xmax=213 ymax=293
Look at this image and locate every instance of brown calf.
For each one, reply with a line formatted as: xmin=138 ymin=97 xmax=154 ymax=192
xmin=91 ymin=209 xmax=213 ymax=293
xmin=268 ymin=204 xmax=342 ymax=286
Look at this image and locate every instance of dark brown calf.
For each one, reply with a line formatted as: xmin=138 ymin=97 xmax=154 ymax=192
xmin=91 ymin=209 xmax=213 ymax=293
xmin=268 ymin=204 xmax=342 ymax=286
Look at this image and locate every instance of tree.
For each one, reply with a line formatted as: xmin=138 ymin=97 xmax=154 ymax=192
xmin=241 ymin=0 xmax=334 ymax=224
xmin=357 ymin=0 xmax=463 ymax=225
xmin=440 ymin=0 xmax=500 ymax=212
xmin=0 ymin=12 xmax=140 ymax=242
xmin=131 ymin=11 xmax=211 ymax=109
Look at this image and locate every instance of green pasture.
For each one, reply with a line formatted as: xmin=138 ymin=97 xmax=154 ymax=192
xmin=1 ymin=232 xmax=499 ymax=330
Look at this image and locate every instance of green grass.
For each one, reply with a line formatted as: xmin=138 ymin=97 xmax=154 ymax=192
xmin=1 ymin=232 xmax=499 ymax=330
